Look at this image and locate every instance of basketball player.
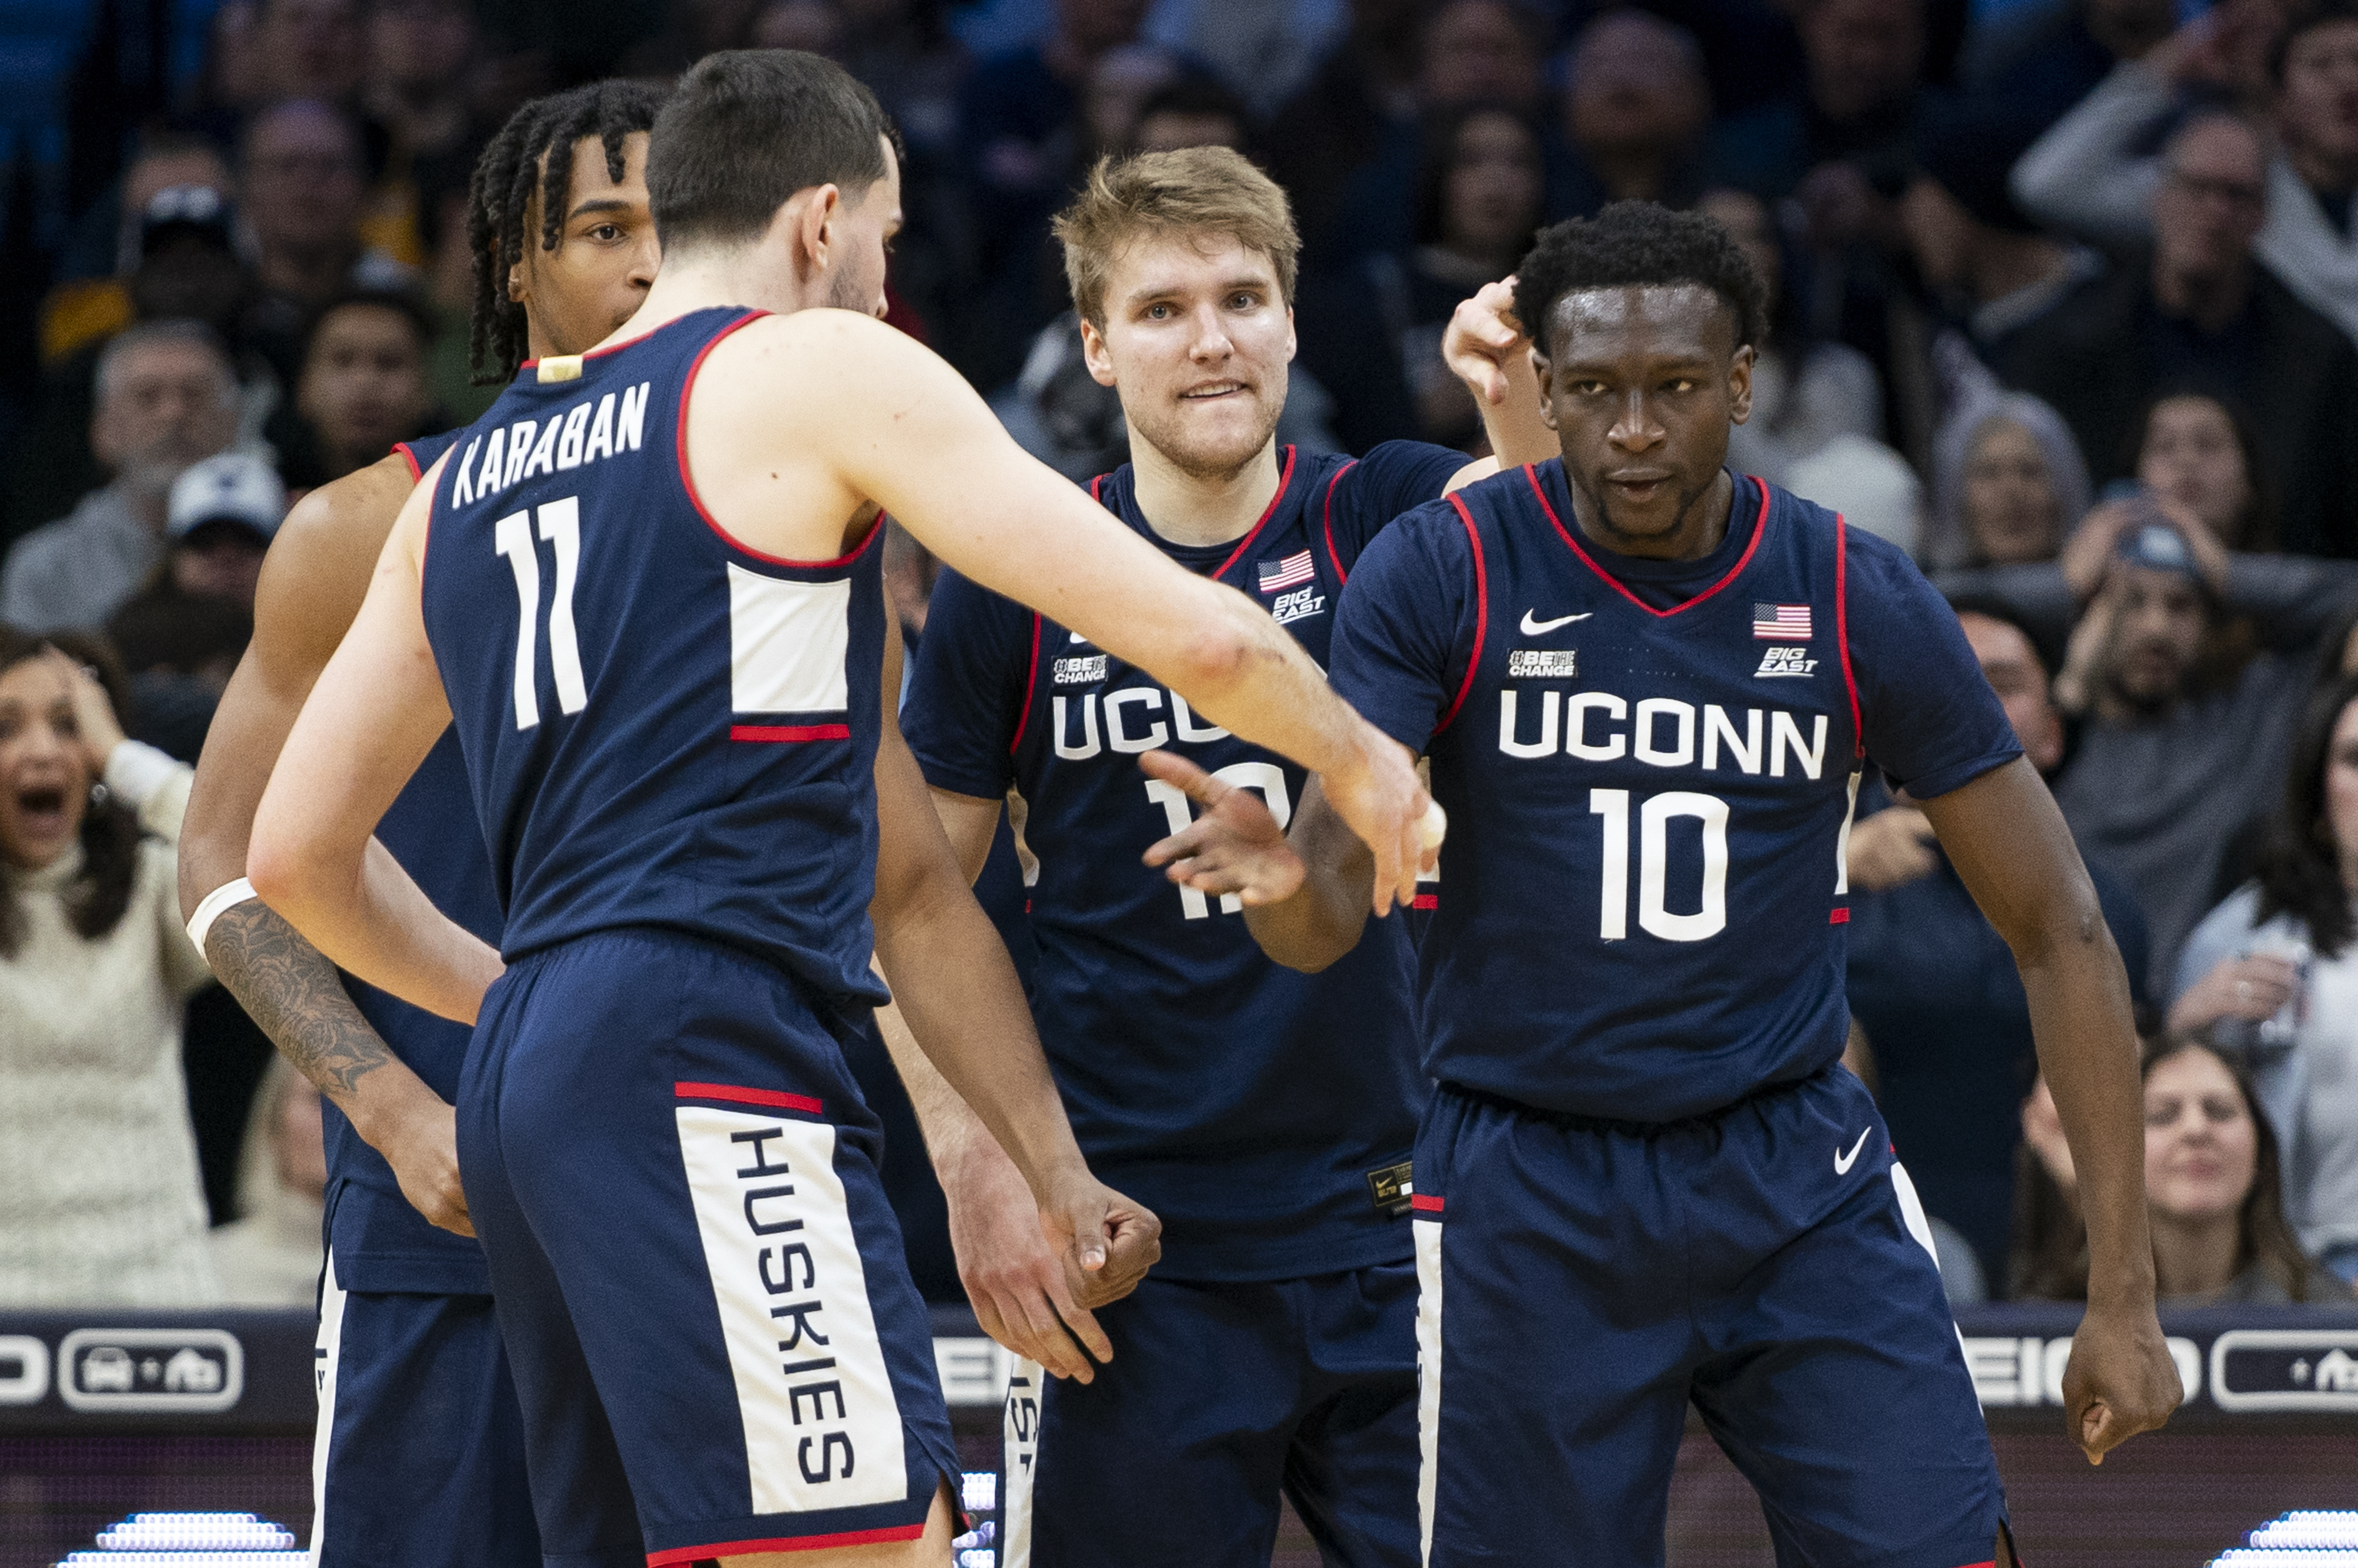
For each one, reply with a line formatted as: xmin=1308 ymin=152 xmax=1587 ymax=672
xmin=179 ymin=81 xmax=665 ymax=1568
xmin=246 ymin=52 xmax=1434 ymax=1568
xmin=1145 ymin=203 xmax=2182 ymax=1566
xmin=892 ymin=146 xmax=1550 ymax=1568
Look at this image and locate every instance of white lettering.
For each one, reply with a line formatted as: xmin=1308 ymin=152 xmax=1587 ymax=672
xmin=1171 ymin=693 xmax=1227 ymax=743
xmin=1566 ymin=692 xmax=1627 ymax=761
xmin=1771 ymin=712 xmax=1827 ymax=780
xmin=451 ymin=436 xmax=480 ymax=507
xmin=586 ymin=393 xmax=616 ymax=462
xmin=554 ymin=402 xmax=592 ymax=469
xmin=474 ymin=428 xmax=506 ymax=497
xmin=1104 ymin=687 xmax=1168 ymax=753
xmin=1052 ymin=694 xmax=1100 ymax=760
xmin=1702 ymin=704 xmax=1761 ymax=774
xmin=1498 ymin=689 xmax=1560 ymax=758
xmin=617 ymin=381 xmax=649 ymax=451
xmin=502 ymin=420 xmax=539 ymax=487
xmin=521 ymin=417 xmax=562 ymax=480
xmin=1633 ymin=698 xmax=1695 ymax=768
xmin=1637 ymin=792 xmax=1730 ymax=941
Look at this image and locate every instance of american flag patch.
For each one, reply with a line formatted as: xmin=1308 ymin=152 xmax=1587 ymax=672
xmin=1753 ymin=603 xmax=1812 ymax=640
xmin=1258 ymin=551 xmax=1316 ymax=592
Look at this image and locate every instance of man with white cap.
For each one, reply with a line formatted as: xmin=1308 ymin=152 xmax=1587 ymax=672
xmin=161 ymin=450 xmax=288 ymax=613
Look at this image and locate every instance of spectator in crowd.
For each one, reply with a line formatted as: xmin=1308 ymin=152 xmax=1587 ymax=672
xmin=1267 ymin=0 xmax=1427 ymax=250
xmin=1845 ymin=600 xmax=2148 ymax=1288
xmin=1998 ymin=111 xmax=2358 ymax=557
xmin=1144 ymin=0 xmax=1346 ymax=119
xmin=2172 ymin=670 xmax=2358 ymax=1283
xmin=2014 ymin=1040 xmax=2352 ymax=1304
xmin=1960 ymin=0 xmax=2178 ymax=140
xmin=1709 ymin=0 xmax=1927 ymax=202
xmin=45 ymin=128 xmax=233 ymax=315
xmin=956 ymin=0 xmax=1153 ymax=383
xmin=1549 ymin=8 xmax=1712 ymax=219
xmin=2049 ymin=520 xmax=2358 ymax=994
xmin=1699 ymin=186 xmax=1920 ymax=549
xmin=1372 ymin=104 xmax=1547 ymax=449
xmin=2 ymin=324 xmax=240 ymax=635
xmin=361 ymin=0 xmax=487 ymax=273
xmin=1924 ymin=385 xmax=2090 ymax=571
xmin=207 ymin=1057 xmax=328 ymax=1307
xmin=2139 ymin=1038 xmax=2351 ymax=1303
xmin=1130 ymin=74 xmax=1253 ymax=155
xmin=239 ymin=101 xmax=418 ymax=387
xmin=2012 ymin=2 xmax=2358 ymax=346
xmin=750 ymin=0 xmax=848 ymax=55
xmin=282 ymin=291 xmax=439 ymax=489
xmin=15 ymin=185 xmax=265 ymax=552
xmin=1313 ymin=0 xmax=1550 ymax=263
xmin=0 ymin=633 xmax=217 ymax=1306
xmin=2133 ymin=389 xmax=2275 ymax=551
xmin=148 ymin=450 xmax=283 ymax=617
xmin=1897 ymin=96 xmax=2103 ymax=363
xmin=255 ymin=0 xmax=366 ymax=104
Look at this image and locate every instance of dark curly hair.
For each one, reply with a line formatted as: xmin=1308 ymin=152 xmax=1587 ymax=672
xmin=1514 ymin=200 xmax=1769 ymax=359
xmin=2251 ymin=668 xmax=2358 ymax=959
xmin=0 ymin=627 xmax=143 ymax=959
xmin=467 ymin=80 xmax=669 ymax=386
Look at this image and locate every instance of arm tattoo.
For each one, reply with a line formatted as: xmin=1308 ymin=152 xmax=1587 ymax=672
xmin=206 ymin=897 xmax=398 ymax=1104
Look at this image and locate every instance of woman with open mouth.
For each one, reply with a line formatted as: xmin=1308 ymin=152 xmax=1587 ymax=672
xmin=0 ymin=628 xmax=220 ymax=1307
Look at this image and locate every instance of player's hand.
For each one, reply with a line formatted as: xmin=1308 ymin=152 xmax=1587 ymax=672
xmin=1319 ymin=723 xmax=1439 ymax=917
xmin=944 ymin=1142 xmax=1153 ymax=1382
xmin=2062 ymin=1299 xmax=2180 ymax=1464
xmin=1442 ymin=279 xmax=1528 ymax=407
xmin=45 ymin=647 xmax=127 ymax=774
xmin=377 ymin=1093 xmax=473 ymax=1236
xmin=2167 ymin=952 xmax=2300 ymax=1034
xmin=1038 ymin=1161 xmax=1160 ymax=1309
xmin=1137 ymin=751 xmax=1307 ymax=907
xmin=1844 ymin=806 xmax=1937 ymax=893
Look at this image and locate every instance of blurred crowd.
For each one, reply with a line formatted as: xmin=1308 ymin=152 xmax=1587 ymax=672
xmin=5 ymin=0 xmax=2358 ymax=1316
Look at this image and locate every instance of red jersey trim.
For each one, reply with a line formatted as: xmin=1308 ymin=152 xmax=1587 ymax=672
xmin=645 ymin=1524 xmax=924 ymax=1564
xmin=1320 ymin=459 xmax=1359 ymax=584
xmin=676 ymin=311 xmax=883 ymax=570
xmin=1010 ymin=612 xmax=1043 ymax=755
xmin=1834 ymin=511 xmax=1864 ymax=758
xmin=1829 ymin=908 xmax=1851 ymax=925
xmin=729 ymin=724 xmax=851 ymax=743
xmin=1434 ymin=493 xmax=1490 ymax=735
xmin=1523 ymin=466 xmax=1769 ymax=620
xmin=1210 ymin=445 xmax=1299 ymax=583
xmin=1411 ymin=1193 xmax=1445 ymax=1212
xmin=393 ymin=441 xmax=424 ymax=484
xmin=1412 ymin=893 xmax=1438 ymax=910
xmin=672 ymin=1081 xmax=824 ymax=1114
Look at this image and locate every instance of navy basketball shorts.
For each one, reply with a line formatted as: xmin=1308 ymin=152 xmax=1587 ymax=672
xmin=456 ymin=928 xmax=959 ymax=1565
xmin=309 ymin=1260 xmax=543 ymax=1567
xmin=1000 ymin=1263 xmax=1421 ymax=1568
xmin=1414 ymin=1067 xmax=2006 ymax=1568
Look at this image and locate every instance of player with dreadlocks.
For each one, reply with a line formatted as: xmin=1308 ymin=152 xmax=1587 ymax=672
xmin=180 ymin=79 xmax=664 ymax=1568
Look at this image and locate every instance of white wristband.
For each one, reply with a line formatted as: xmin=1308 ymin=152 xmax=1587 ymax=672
xmin=103 ymin=740 xmax=181 ymax=810
xmin=186 ymin=877 xmax=259 ymax=955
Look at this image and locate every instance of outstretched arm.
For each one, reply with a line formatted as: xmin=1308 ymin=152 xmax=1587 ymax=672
xmin=247 ymin=458 xmax=504 ymax=1024
xmin=1918 ymin=757 xmax=2181 ymax=1462
xmin=711 ymin=312 xmax=1436 ymax=914
xmin=182 ymin=458 xmax=473 ymax=1233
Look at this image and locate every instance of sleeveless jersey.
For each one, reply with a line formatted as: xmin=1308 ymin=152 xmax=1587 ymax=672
xmin=904 ymin=442 xmax=1465 ymax=1279
xmin=418 ymin=307 xmax=889 ymax=1005
xmin=307 ymin=432 xmax=503 ymax=1293
xmin=1330 ymin=462 xmax=2020 ymax=1123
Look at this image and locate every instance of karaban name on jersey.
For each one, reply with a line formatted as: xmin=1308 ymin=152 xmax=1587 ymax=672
xmin=1330 ymin=463 xmax=2022 ymax=1125
xmin=418 ymin=307 xmax=889 ymax=1007
xmin=903 ymin=442 xmax=1469 ymax=1281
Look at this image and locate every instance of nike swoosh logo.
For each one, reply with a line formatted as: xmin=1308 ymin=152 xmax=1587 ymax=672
xmin=1834 ymin=1129 xmax=1871 ymax=1175
xmin=1069 ymin=631 xmax=1090 ymax=646
xmin=1520 ymin=610 xmax=1592 ymax=635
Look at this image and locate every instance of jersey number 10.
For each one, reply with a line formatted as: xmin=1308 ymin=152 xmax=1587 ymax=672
xmin=494 ymin=496 xmax=588 ymax=730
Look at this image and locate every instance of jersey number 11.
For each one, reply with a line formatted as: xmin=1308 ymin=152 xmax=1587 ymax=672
xmin=494 ymin=495 xmax=588 ymax=730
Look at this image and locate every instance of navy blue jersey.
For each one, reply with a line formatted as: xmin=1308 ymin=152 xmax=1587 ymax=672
xmin=305 ymin=432 xmax=504 ymax=1292
xmin=1330 ymin=463 xmax=2020 ymax=1123
xmin=903 ymin=442 xmax=1464 ymax=1279
xmin=418 ymin=307 xmax=889 ymax=1006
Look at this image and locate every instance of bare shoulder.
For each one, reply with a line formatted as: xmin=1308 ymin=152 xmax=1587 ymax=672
xmin=702 ymin=308 xmax=942 ymax=415
xmin=254 ymin=454 xmax=420 ymax=677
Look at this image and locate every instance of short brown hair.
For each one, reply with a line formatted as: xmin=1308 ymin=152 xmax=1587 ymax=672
xmin=1052 ymin=147 xmax=1300 ymax=329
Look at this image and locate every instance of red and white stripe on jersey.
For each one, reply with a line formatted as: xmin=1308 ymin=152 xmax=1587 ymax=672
xmin=1257 ymin=551 xmax=1317 ymax=592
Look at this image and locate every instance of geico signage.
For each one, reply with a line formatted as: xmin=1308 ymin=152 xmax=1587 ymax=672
xmin=57 ymin=1328 xmax=243 ymax=1414
xmin=1963 ymin=1336 xmax=2204 ymax=1408
xmin=1966 ymin=1331 xmax=2358 ymax=1412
